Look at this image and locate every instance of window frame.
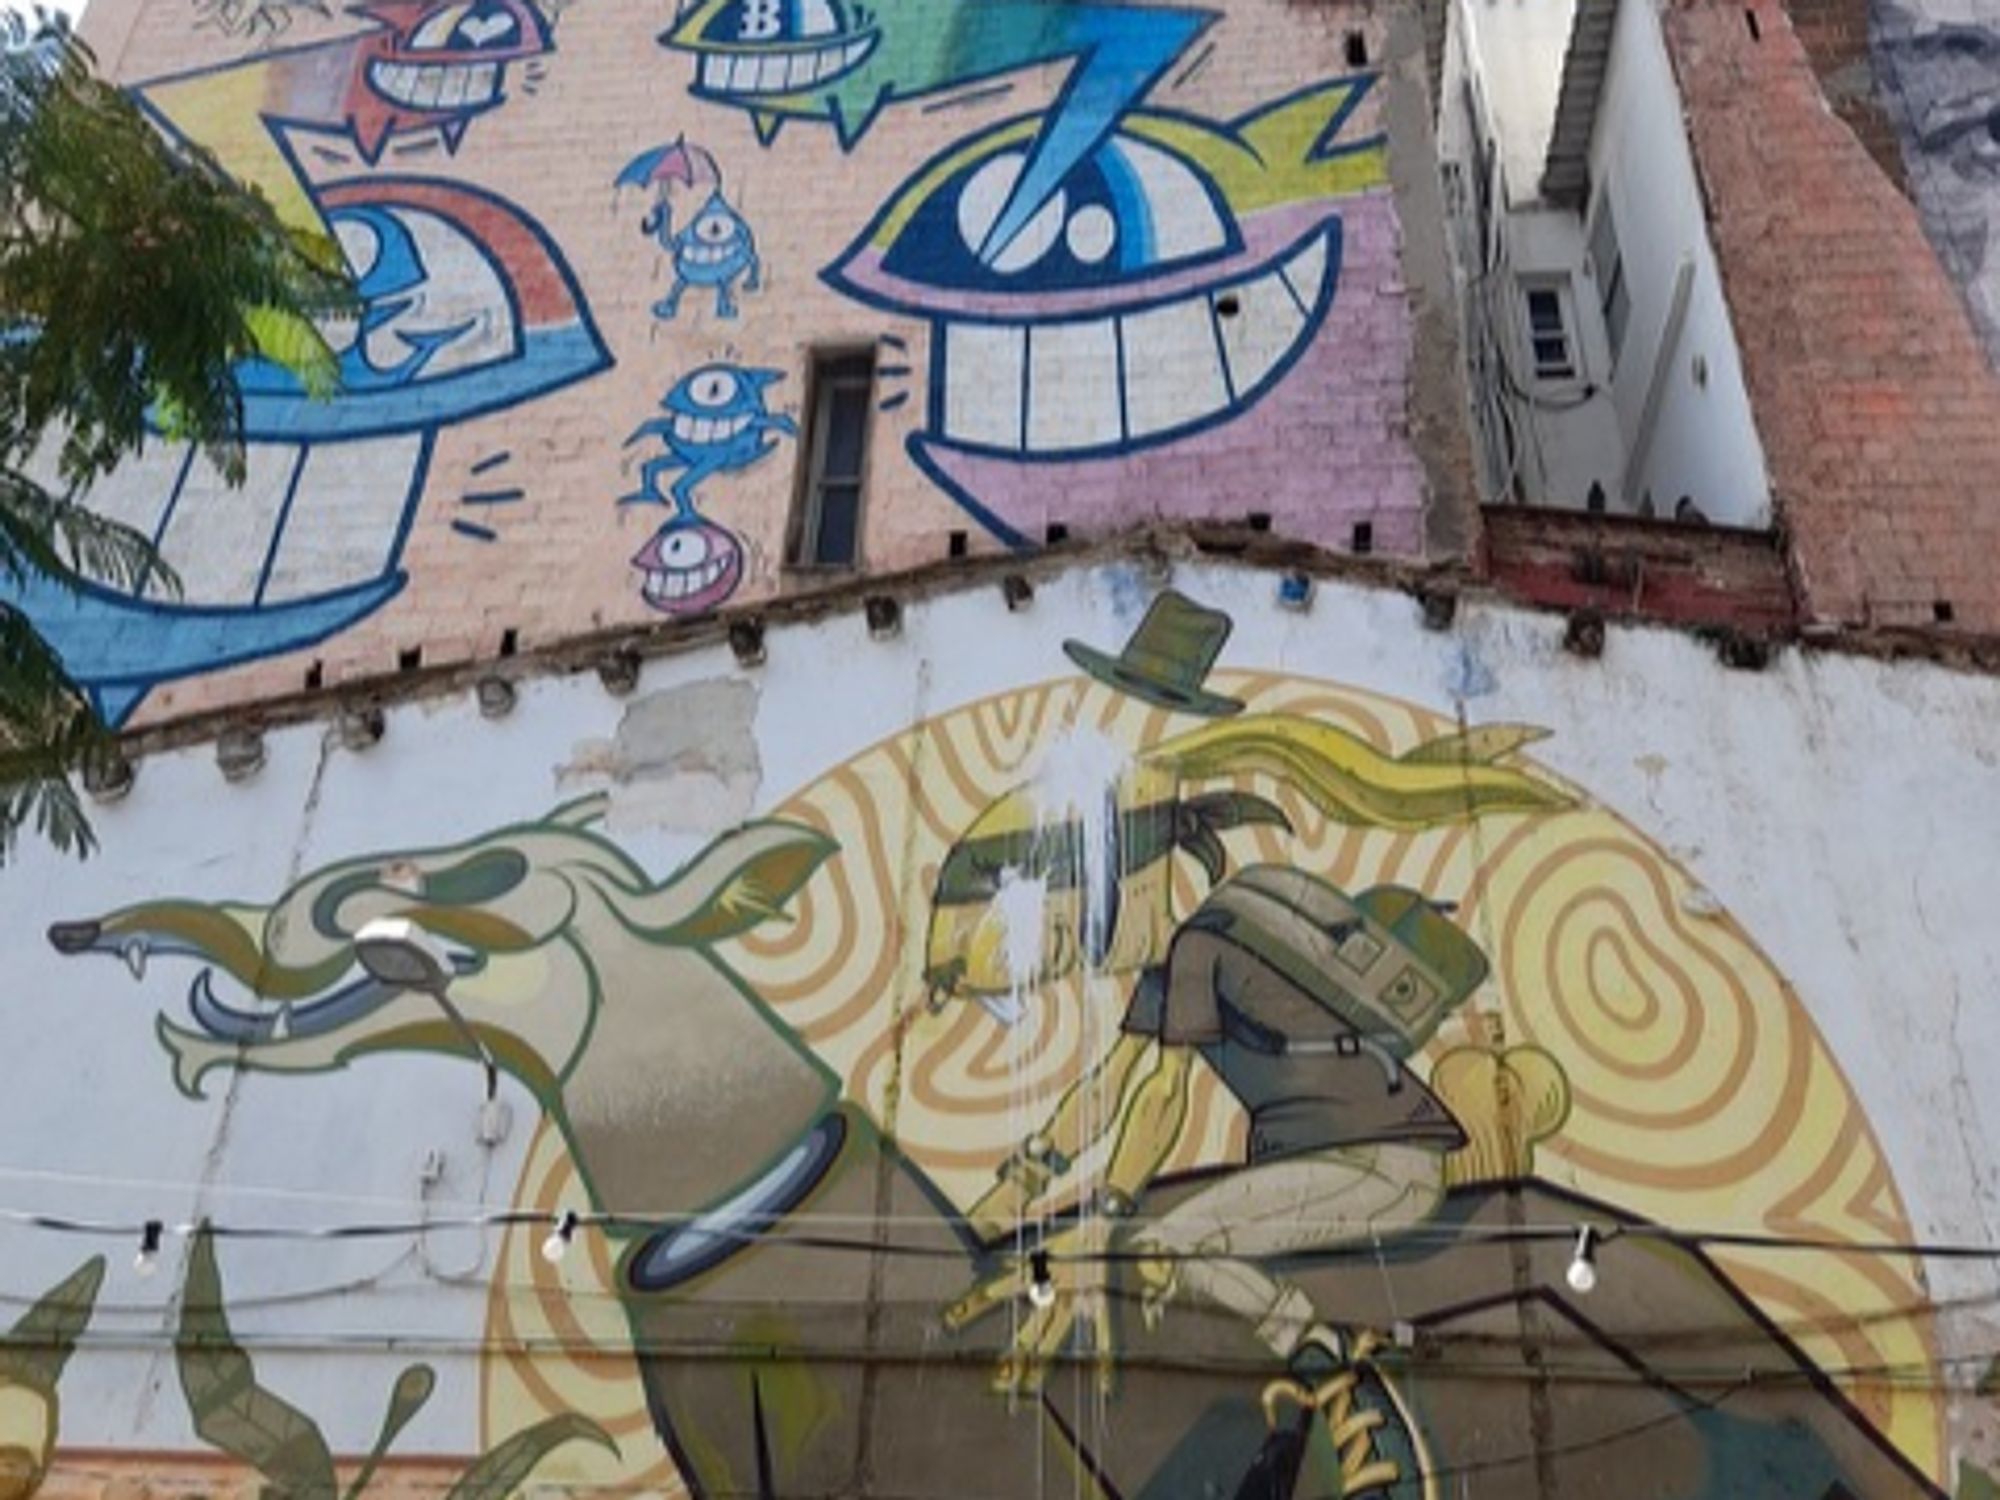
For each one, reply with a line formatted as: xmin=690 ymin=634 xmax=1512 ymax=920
xmin=1587 ymin=191 xmax=1630 ymax=367
xmin=787 ymin=346 xmax=877 ymax=572
xmin=1519 ymin=275 xmax=1582 ymax=385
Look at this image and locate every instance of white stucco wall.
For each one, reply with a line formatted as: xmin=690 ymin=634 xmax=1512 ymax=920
xmin=4 ymin=560 xmax=1999 ymax=1480
xmin=1585 ymin=0 xmax=1772 ymax=524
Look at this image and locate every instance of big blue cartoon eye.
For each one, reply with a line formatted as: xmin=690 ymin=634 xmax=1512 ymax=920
xmin=875 ymin=125 xmax=1239 ymax=295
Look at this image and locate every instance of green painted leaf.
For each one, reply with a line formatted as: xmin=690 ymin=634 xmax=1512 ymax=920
xmin=447 ymin=1413 xmax=618 ymax=1500
xmin=243 ymin=305 xmax=339 ymax=399
xmin=0 ymin=1256 xmax=104 ymax=1394
xmin=1960 ymin=1460 xmax=2000 ymax=1500
xmin=340 ymin=1365 xmax=436 ymax=1500
xmin=176 ymin=1228 xmax=338 ymax=1500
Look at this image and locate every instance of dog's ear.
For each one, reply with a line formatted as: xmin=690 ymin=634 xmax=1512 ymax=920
xmin=621 ymin=822 xmax=838 ymax=946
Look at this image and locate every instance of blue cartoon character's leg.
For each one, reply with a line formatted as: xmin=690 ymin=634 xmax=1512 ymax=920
xmin=620 ymin=421 xmax=688 ymax=506
xmin=669 ymin=455 xmax=721 ymax=511
xmin=653 ymin=276 xmax=688 ymax=321
xmin=743 ymin=233 xmax=762 ymax=293
xmin=715 ymin=276 xmax=740 ymax=320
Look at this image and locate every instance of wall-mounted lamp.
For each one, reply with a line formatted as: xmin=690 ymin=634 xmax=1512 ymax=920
xmin=597 ymin=650 xmax=641 ymax=697
xmin=1001 ymin=574 xmax=1034 ymax=612
xmin=865 ymin=595 xmax=902 ymax=640
xmin=336 ymin=703 xmax=386 ymax=752
xmin=1276 ymin=571 xmax=1314 ymax=612
xmin=82 ymin=748 xmax=135 ymax=804
xmin=216 ymin=727 xmax=266 ymax=783
xmin=1563 ymin=609 xmax=1606 ymax=660
xmin=1419 ymin=588 xmax=1458 ymax=632
xmin=728 ymin=617 xmax=766 ymax=668
xmin=354 ymin=916 xmax=500 ymax=1107
xmin=1566 ymin=1225 xmax=1599 ymax=1294
xmin=541 ymin=1209 xmax=579 ymax=1264
xmin=475 ymin=676 xmax=516 ymax=719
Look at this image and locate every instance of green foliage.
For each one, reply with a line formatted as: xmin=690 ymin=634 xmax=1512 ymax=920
xmin=176 ymin=1226 xmax=617 ymax=1500
xmin=0 ymin=1255 xmax=105 ymax=1395
xmin=1960 ymin=1459 xmax=2000 ymax=1500
xmin=0 ymin=8 xmax=353 ymax=865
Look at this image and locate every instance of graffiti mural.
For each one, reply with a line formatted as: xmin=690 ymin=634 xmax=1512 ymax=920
xmin=825 ymin=78 xmax=1414 ymax=548
xmin=622 ymin=364 xmax=793 ymax=615
xmin=1873 ymin=0 xmax=2000 ymax=366
xmin=37 ymin=587 xmax=1957 ymax=1497
xmin=0 ymin=3 xmax=607 ymax=725
xmin=617 ymin=139 xmax=764 ymax=321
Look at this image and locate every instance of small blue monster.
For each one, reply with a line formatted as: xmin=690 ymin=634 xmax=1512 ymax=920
xmin=622 ymin=364 xmax=796 ymax=511
xmin=645 ymin=190 xmax=762 ymax=320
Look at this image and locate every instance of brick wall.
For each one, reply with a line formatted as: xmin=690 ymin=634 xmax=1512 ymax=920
xmin=1664 ymin=0 xmax=2000 ymax=633
xmin=3 ymin=0 xmax=1466 ymax=733
xmin=1780 ymin=0 xmax=1909 ymax=192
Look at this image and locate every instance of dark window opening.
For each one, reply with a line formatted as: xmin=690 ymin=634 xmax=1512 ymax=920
xmin=1344 ymin=30 xmax=1368 ymax=67
xmin=1046 ymin=522 xmax=1071 ymax=544
xmin=790 ymin=350 xmax=875 ymax=568
xmin=499 ymin=627 xmax=519 ymax=657
xmin=398 ymin=646 xmax=422 ymax=673
xmin=1352 ymin=521 xmax=1374 ymax=554
xmin=948 ymin=529 xmax=969 ymax=559
xmin=1523 ymin=283 xmax=1578 ymax=381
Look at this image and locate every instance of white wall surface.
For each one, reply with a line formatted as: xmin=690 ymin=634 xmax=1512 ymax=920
xmin=3 ymin=559 xmax=1998 ymax=1473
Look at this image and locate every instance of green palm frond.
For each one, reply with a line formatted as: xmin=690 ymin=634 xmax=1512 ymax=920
xmin=0 ymin=7 xmax=354 ymax=865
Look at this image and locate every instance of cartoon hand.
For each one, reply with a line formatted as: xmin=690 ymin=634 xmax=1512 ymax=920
xmin=942 ymin=1216 xmax=1117 ymax=1396
xmin=965 ymin=1156 xmax=1051 ymax=1242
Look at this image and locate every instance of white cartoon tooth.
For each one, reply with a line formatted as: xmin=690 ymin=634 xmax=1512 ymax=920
xmin=467 ymin=62 xmax=497 ymax=102
xmin=153 ymin=442 xmax=306 ymax=606
xmin=437 ymin=63 xmax=471 ymax=108
xmin=262 ymin=433 xmax=427 ymax=604
xmin=673 ymin=414 xmax=697 ymax=441
xmin=1214 ymin=263 xmax=1309 ymax=399
xmin=755 ymin=53 xmax=790 ymax=91
xmin=1027 ymin=318 xmax=1121 ymax=453
xmin=1121 ymin=294 xmax=1231 ymax=439
xmin=408 ymin=64 xmax=446 ymax=108
xmin=1281 ymin=234 xmax=1330 ymax=311
xmin=726 ymin=54 xmax=759 ymax=91
xmin=784 ymin=50 xmax=815 ymax=89
xmin=942 ymin=321 xmax=1026 ymax=450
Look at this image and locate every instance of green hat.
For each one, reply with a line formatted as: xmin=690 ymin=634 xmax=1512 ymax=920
xmin=1062 ymin=591 xmax=1244 ymax=718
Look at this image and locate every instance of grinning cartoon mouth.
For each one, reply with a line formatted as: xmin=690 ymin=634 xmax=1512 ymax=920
xmin=671 ymin=411 xmax=755 ymax=444
xmin=687 ymin=32 xmax=877 ymax=95
xmin=365 ymin=56 xmax=503 ymax=110
xmin=930 ymin=224 xmax=1337 ymax=457
xmin=681 ymin=239 xmax=744 ymax=267
xmin=633 ymin=518 xmax=744 ymax=615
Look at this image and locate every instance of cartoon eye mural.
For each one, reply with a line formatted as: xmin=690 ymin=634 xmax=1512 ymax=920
xmin=822 ymin=79 xmax=1388 ymax=548
xmin=354 ymin=0 xmax=552 ymax=124
xmin=632 ymin=516 xmax=747 ymax=616
xmin=1 ymin=178 xmax=608 ymax=727
xmin=673 ymin=0 xmax=881 ymax=104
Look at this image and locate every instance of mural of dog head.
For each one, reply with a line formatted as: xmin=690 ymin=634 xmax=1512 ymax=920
xmin=47 ymin=796 xmax=835 ymax=1112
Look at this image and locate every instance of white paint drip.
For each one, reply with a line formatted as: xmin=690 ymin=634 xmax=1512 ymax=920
xmin=1026 ymin=729 xmax=1128 ymax=971
xmin=982 ymin=866 xmax=1047 ymax=1028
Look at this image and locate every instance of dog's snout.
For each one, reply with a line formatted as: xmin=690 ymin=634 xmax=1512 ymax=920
xmin=48 ymin=919 xmax=102 ymax=954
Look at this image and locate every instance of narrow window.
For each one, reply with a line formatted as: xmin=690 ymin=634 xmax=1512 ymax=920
xmin=1587 ymin=193 xmax=1630 ymax=364
xmin=791 ymin=350 xmax=874 ymax=568
xmin=1521 ymin=280 xmax=1579 ymax=381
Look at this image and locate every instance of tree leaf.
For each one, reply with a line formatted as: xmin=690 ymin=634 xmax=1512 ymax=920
xmin=175 ymin=1227 xmax=338 ymax=1500
xmin=1960 ymin=1460 xmax=2000 ymax=1500
xmin=446 ymin=1414 xmax=619 ymax=1500
xmin=0 ymin=1255 xmax=104 ymax=1394
xmin=1398 ymin=724 xmax=1551 ymax=766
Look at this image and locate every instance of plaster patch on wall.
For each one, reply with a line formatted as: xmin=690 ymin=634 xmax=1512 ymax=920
xmin=559 ymin=677 xmax=761 ymax=832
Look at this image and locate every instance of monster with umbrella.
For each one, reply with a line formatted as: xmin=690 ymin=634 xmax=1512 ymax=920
xmin=616 ymin=136 xmax=763 ymax=320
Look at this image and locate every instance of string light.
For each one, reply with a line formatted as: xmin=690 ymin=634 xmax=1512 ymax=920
xmin=540 ymin=1210 xmax=578 ymax=1265
xmin=133 ymin=1220 xmax=164 ymax=1278
xmin=1027 ymin=1249 xmax=1056 ymax=1309
xmin=1565 ymin=1224 xmax=1600 ymax=1295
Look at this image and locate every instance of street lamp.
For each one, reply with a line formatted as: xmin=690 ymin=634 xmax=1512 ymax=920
xmin=353 ymin=916 xmax=501 ymax=1109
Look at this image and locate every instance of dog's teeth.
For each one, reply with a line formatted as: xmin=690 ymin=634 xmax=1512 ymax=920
xmin=123 ymin=938 xmax=147 ymax=982
xmin=271 ymin=1003 xmax=293 ymax=1042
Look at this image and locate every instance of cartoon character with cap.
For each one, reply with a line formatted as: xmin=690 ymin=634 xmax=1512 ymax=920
xmin=930 ymin=592 xmax=1572 ymax=1463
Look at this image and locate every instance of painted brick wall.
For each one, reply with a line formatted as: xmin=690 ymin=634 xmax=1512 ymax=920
xmin=2 ymin=0 xmax=1465 ymax=731
xmin=1665 ymin=0 xmax=2000 ymax=633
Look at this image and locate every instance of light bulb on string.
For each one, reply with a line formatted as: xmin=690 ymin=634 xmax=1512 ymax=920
xmin=541 ymin=1209 xmax=579 ymax=1265
xmin=134 ymin=1220 xmax=164 ymax=1278
xmin=1027 ymin=1249 xmax=1056 ymax=1309
xmin=1565 ymin=1224 xmax=1599 ymax=1295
